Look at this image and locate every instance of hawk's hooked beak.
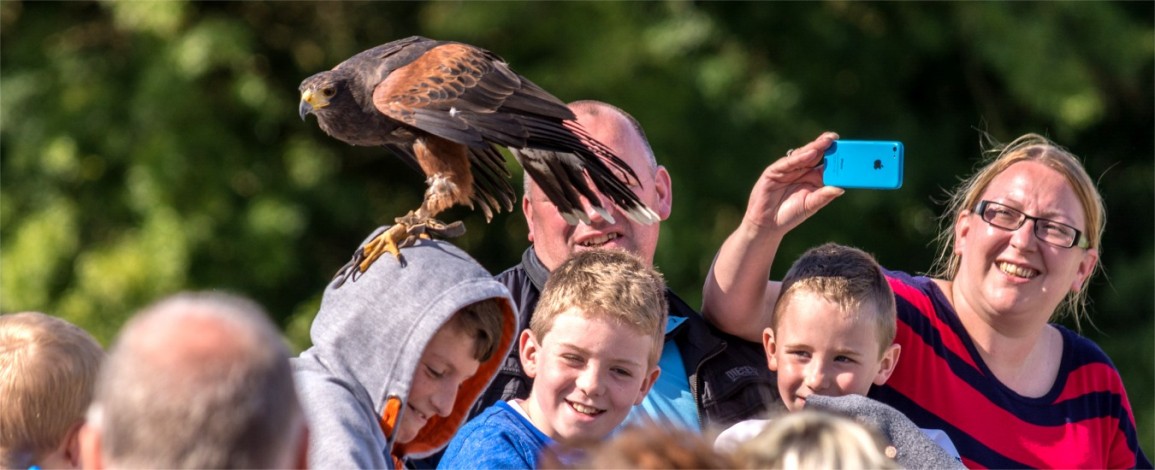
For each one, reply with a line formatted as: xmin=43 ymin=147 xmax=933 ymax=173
xmin=298 ymin=97 xmax=313 ymax=121
xmin=298 ymin=89 xmax=328 ymax=121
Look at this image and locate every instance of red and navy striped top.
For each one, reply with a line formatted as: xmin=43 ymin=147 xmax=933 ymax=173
xmin=869 ymin=270 xmax=1151 ymax=469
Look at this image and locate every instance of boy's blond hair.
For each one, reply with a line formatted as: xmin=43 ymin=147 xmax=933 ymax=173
xmin=0 ymin=312 xmax=104 ymax=468
xmin=772 ymin=243 xmax=896 ymax=356
xmin=531 ymin=249 xmax=667 ymax=365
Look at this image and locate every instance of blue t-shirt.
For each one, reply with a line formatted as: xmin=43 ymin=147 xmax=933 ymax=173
xmin=438 ymin=401 xmax=552 ymax=469
xmin=620 ymin=316 xmax=700 ymax=431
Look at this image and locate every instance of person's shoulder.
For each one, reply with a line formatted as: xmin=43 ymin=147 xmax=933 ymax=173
xmin=441 ymin=402 xmax=539 ymax=469
xmin=1053 ymin=324 xmax=1122 ymax=374
xmin=494 ymin=263 xmax=526 ymax=283
xmin=299 ymin=384 xmax=389 ymax=469
xmin=292 ymin=350 xmax=359 ymax=401
xmin=494 ymin=261 xmax=533 ymax=301
xmin=882 ymin=268 xmax=932 ymax=290
xmin=457 ymin=401 xmax=523 ymax=434
xmin=664 ymin=287 xmax=697 ymax=318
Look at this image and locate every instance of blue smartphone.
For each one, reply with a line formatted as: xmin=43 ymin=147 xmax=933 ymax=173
xmin=822 ymin=140 xmax=904 ymax=189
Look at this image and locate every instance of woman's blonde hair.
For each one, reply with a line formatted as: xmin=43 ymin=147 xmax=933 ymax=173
xmin=931 ymin=133 xmax=1105 ymax=330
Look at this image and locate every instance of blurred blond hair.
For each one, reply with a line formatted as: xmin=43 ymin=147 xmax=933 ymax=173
xmin=0 ymin=312 xmax=103 ymax=468
xmin=734 ymin=410 xmax=899 ymax=470
xmin=543 ymin=421 xmax=736 ymax=469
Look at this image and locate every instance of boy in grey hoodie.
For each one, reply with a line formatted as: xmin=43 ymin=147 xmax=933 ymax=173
xmin=293 ymin=228 xmax=517 ymax=469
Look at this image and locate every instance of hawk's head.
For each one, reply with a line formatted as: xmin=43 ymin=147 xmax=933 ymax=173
xmin=299 ymin=71 xmax=344 ymax=121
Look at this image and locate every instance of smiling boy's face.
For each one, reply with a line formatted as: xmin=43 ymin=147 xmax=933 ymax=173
xmin=398 ymin=324 xmax=480 ymax=444
xmin=764 ymin=290 xmax=900 ymax=412
xmin=518 ymin=309 xmax=660 ymax=446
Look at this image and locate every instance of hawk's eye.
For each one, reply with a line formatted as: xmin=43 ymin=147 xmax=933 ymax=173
xmin=321 ymin=87 xmax=336 ymax=98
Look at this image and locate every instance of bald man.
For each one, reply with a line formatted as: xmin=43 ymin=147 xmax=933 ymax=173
xmin=79 ymin=292 xmax=308 ymax=469
xmin=479 ymin=100 xmax=776 ymax=431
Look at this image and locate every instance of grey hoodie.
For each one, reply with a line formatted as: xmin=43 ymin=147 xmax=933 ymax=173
xmin=805 ymin=394 xmax=964 ymax=469
xmin=293 ymin=231 xmax=516 ymax=469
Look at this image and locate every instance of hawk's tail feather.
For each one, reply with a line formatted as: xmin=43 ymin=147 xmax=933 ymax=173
xmin=582 ymin=157 xmax=660 ymax=225
xmin=463 ymin=110 xmax=655 ymax=225
xmin=467 ymin=145 xmax=516 ymax=221
xmin=515 ymin=115 xmax=600 ymax=154
xmin=516 ymin=148 xmax=592 ymax=226
xmin=563 ymin=120 xmax=642 ymax=186
xmin=517 ymin=146 xmax=658 ymax=227
xmin=519 ymin=117 xmax=646 ymax=197
xmin=561 ymin=121 xmax=660 ymax=225
xmin=549 ymin=155 xmax=618 ymax=225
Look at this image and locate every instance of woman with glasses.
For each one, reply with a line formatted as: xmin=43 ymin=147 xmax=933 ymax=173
xmin=700 ymin=133 xmax=1149 ymax=468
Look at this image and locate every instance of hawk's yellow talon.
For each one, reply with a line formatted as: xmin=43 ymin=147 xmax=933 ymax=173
xmin=359 ymin=224 xmax=409 ymax=272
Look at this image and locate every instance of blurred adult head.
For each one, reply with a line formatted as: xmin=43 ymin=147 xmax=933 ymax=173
xmin=933 ymin=133 xmax=1102 ymax=328
xmin=523 ymin=100 xmax=673 ymax=270
xmin=80 ymin=292 xmax=308 ymax=469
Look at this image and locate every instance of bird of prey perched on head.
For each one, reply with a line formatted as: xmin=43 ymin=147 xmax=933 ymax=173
xmin=299 ymin=36 xmax=658 ymax=273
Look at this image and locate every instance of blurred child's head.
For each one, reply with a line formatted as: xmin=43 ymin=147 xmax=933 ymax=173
xmin=521 ymin=249 xmax=667 ymax=445
xmin=542 ymin=422 xmax=736 ymax=469
xmin=764 ymin=243 xmax=900 ymax=411
xmin=733 ymin=409 xmax=899 ymax=469
xmin=399 ymin=297 xmax=507 ymax=444
xmin=1 ymin=312 xmax=104 ymax=469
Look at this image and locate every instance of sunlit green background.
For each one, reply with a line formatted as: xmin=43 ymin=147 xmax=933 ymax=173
xmin=2 ymin=1 xmax=1150 ymax=455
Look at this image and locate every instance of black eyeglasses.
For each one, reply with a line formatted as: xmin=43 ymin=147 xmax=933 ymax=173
xmin=973 ymin=200 xmax=1089 ymax=249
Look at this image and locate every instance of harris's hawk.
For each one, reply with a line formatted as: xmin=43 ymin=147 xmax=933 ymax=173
xmin=299 ymin=36 xmax=658 ymax=271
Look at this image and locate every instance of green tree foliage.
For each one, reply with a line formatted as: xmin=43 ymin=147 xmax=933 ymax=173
xmin=2 ymin=1 xmax=1150 ymax=453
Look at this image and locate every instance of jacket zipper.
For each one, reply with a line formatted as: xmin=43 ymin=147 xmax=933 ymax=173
xmin=691 ymin=340 xmax=727 ymax=431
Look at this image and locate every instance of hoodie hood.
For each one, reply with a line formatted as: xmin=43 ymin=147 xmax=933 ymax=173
xmin=295 ymin=231 xmax=516 ymax=466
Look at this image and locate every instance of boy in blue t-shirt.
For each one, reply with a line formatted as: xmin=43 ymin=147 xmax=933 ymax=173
xmin=439 ymin=249 xmax=667 ymax=469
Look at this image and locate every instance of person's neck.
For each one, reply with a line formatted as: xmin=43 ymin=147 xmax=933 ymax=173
xmin=939 ymin=279 xmax=1060 ymax=397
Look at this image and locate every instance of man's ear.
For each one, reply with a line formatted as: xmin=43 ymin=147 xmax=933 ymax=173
xmin=522 ymin=189 xmax=536 ymax=243
xmin=78 ymin=420 xmax=103 ymax=470
xmin=519 ymin=330 xmax=540 ymax=379
xmin=653 ymin=165 xmax=673 ymax=221
xmin=873 ymin=343 xmax=902 ymax=386
xmin=633 ymin=366 xmax=662 ymax=406
xmin=763 ymin=327 xmax=779 ymax=372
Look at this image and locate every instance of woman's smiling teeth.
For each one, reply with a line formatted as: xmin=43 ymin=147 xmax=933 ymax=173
xmin=567 ymin=401 xmax=604 ymax=416
xmin=578 ymin=233 xmax=618 ymax=247
xmin=998 ymin=261 xmax=1038 ymax=279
